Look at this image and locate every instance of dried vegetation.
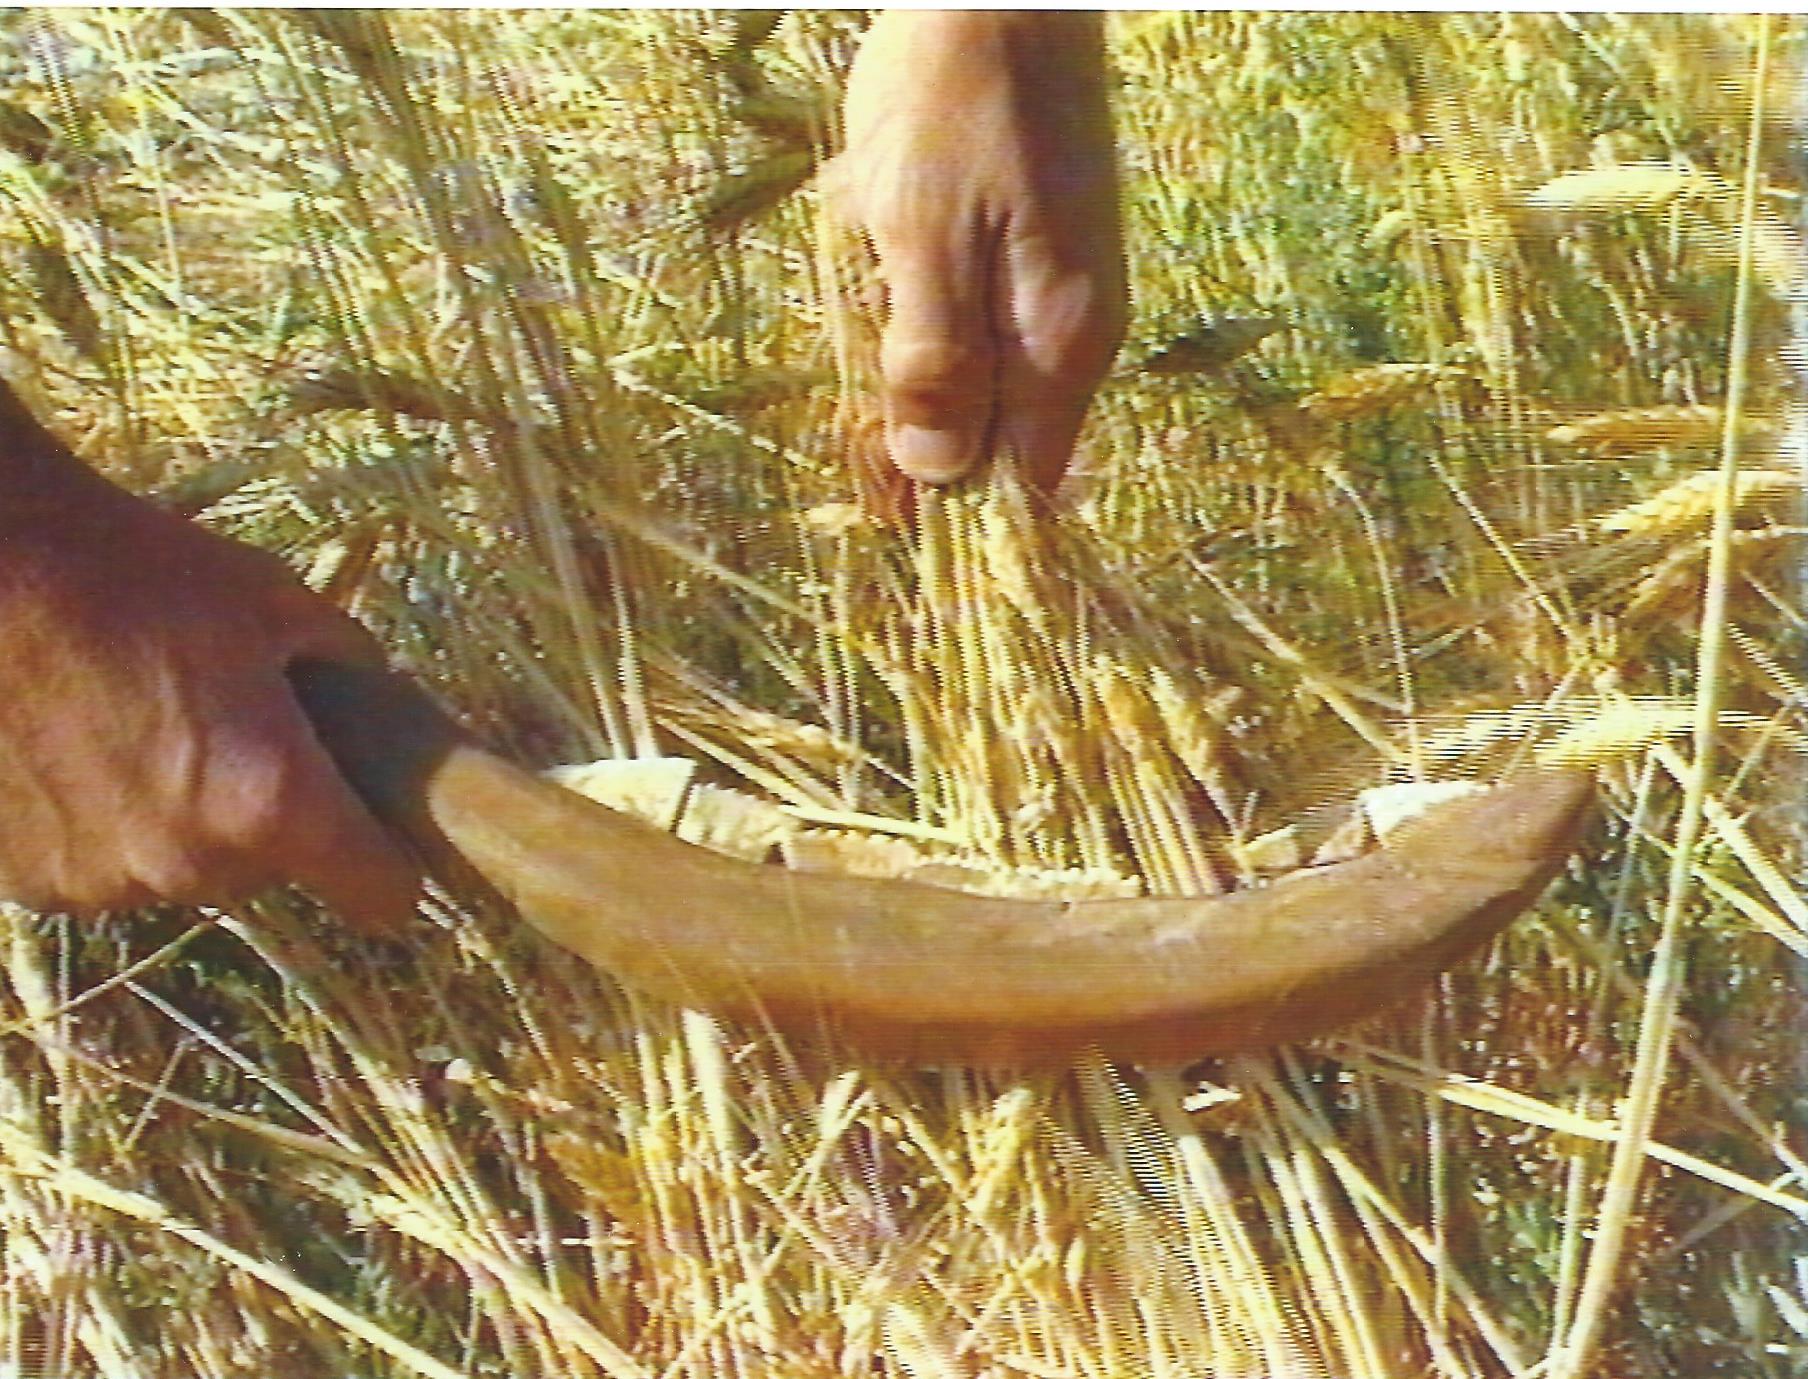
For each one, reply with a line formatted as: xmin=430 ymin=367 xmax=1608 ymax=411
xmin=0 ymin=11 xmax=1802 ymax=1378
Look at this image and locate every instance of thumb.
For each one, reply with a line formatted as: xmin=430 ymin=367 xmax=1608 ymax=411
xmin=875 ymin=242 xmax=996 ymax=484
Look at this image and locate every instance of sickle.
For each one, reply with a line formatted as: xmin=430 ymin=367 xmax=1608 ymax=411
xmin=292 ymin=660 xmax=1593 ymax=1066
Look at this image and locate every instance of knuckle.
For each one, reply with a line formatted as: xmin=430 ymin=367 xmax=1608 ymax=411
xmin=1 ymin=856 xmax=120 ymax=915
xmin=1023 ymin=295 xmax=1126 ymax=385
xmin=133 ymin=842 xmax=263 ymax=907
xmin=123 ymin=843 xmax=208 ymax=903
xmin=0 ymin=876 xmax=57 ymax=914
xmin=880 ymin=333 xmax=992 ymax=406
xmin=200 ymin=739 xmax=300 ymax=852
xmin=219 ymin=775 xmax=297 ymax=855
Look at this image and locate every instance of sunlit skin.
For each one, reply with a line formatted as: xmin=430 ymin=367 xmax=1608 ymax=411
xmin=833 ymin=12 xmax=1127 ymax=494
xmin=0 ymin=13 xmax=1127 ymax=925
xmin=0 ymin=381 xmax=419 ymax=932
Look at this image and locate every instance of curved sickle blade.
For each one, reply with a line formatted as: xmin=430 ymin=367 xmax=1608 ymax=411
xmin=293 ymin=660 xmax=1594 ymax=1066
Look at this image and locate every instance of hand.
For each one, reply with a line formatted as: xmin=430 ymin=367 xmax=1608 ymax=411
xmin=832 ymin=12 xmax=1127 ymax=495
xmin=0 ymin=396 xmax=420 ymax=933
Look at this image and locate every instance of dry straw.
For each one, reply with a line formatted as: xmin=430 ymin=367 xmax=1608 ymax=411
xmin=0 ymin=10 xmax=1800 ymax=1377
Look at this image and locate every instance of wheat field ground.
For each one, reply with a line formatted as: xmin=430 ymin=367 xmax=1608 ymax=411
xmin=0 ymin=11 xmax=1803 ymax=1378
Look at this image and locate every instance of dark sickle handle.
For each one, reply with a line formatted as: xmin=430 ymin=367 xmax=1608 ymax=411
xmin=288 ymin=658 xmax=470 ymax=871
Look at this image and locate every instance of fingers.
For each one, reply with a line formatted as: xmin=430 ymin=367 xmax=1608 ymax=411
xmin=860 ymin=178 xmax=1124 ymax=496
xmin=874 ymin=231 xmax=1124 ymax=495
xmin=994 ymin=231 xmax=1127 ymax=493
xmin=838 ymin=11 xmax=1121 ymax=496
xmin=874 ymin=239 xmax=997 ymax=485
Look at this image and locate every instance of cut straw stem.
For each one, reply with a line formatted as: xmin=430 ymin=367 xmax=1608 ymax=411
xmin=1545 ymin=35 xmax=1778 ymax=1337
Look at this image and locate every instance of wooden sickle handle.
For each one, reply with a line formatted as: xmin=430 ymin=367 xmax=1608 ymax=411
xmin=292 ymin=658 xmax=1594 ymax=1067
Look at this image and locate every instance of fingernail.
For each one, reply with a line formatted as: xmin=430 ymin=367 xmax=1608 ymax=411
xmin=889 ymin=423 xmax=975 ymax=484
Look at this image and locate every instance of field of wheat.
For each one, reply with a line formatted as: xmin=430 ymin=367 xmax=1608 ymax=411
xmin=0 ymin=11 xmax=1803 ymax=1378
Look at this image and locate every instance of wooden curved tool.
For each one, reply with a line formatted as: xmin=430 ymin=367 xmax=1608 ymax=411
xmin=292 ymin=660 xmax=1594 ymax=1066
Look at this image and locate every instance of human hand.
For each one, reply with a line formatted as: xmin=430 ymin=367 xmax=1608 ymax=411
xmin=0 ymin=393 xmax=420 ymax=933
xmin=832 ymin=12 xmax=1126 ymax=495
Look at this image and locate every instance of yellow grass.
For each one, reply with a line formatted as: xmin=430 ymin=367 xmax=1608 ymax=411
xmin=0 ymin=10 xmax=1802 ymax=1378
